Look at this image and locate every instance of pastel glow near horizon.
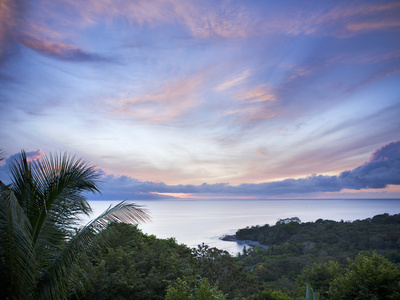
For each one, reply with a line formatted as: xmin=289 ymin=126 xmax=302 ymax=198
xmin=1 ymin=0 xmax=400 ymax=200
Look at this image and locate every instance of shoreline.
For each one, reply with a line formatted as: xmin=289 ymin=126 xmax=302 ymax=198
xmin=220 ymin=234 xmax=269 ymax=250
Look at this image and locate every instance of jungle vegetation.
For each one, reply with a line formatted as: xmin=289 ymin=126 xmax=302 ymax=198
xmin=234 ymin=213 xmax=400 ymax=298
xmin=67 ymin=215 xmax=400 ymax=299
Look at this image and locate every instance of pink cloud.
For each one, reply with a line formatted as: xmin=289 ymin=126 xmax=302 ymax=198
xmin=19 ymin=37 xmax=107 ymax=61
xmin=4 ymin=0 xmax=398 ymax=66
xmin=87 ymin=141 xmax=400 ymax=200
xmin=109 ymin=73 xmax=207 ymax=122
xmin=25 ymin=149 xmax=45 ymax=162
xmin=0 ymin=149 xmax=45 ymax=183
xmin=0 ymin=0 xmax=24 ymax=62
xmin=347 ymin=20 xmax=400 ymax=32
xmin=0 ymin=0 xmax=14 ymax=44
xmin=240 ymin=85 xmax=276 ymax=103
xmin=173 ymin=0 xmax=254 ymax=39
xmin=62 ymin=0 xmax=255 ymax=39
xmin=0 ymin=0 xmax=112 ymax=63
xmin=215 ymin=71 xmax=250 ymax=91
xmin=271 ymin=1 xmax=400 ymax=38
xmin=219 ymin=81 xmax=278 ymax=122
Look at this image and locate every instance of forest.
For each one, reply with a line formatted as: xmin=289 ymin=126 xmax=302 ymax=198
xmin=233 ymin=213 xmax=400 ymax=298
xmin=72 ymin=213 xmax=400 ymax=299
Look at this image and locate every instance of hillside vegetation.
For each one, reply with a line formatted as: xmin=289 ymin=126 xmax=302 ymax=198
xmin=233 ymin=213 xmax=400 ymax=297
xmin=67 ymin=213 xmax=400 ymax=299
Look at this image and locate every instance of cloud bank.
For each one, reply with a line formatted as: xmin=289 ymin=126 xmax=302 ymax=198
xmin=0 ymin=150 xmax=44 ymax=183
xmin=89 ymin=141 xmax=400 ymax=200
xmin=1 ymin=141 xmax=399 ymax=199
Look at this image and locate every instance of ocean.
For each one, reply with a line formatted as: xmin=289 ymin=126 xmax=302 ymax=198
xmin=85 ymin=199 xmax=400 ymax=255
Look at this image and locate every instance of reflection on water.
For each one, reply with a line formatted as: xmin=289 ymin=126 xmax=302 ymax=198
xmin=85 ymin=199 xmax=400 ymax=255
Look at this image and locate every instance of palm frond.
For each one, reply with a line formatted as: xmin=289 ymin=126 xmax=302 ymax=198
xmin=2 ymin=150 xmax=152 ymax=299
xmin=31 ymin=153 xmax=100 ymax=246
xmin=36 ymin=201 xmax=150 ymax=299
xmin=85 ymin=201 xmax=151 ymax=232
xmin=8 ymin=151 xmax=42 ymax=222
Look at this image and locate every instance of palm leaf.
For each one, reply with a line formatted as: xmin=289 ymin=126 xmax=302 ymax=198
xmin=36 ymin=201 xmax=150 ymax=299
xmin=8 ymin=151 xmax=42 ymax=224
xmin=31 ymin=153 xmax=99 ymax=245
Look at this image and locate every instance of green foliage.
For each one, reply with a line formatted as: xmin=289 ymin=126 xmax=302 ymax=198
xmin=328 ymin=252 xmax=400 ymax=299
xmin=235 ymin=213 xmax=400 ymax=294
xmin=192 ymin=243 xmax=260 ymax=299
xmin=236 ymin=214 xmax=400 ymax=256
xmin=296 ymin=261 xmax=342 ymax=298
xmin=68 ymin=214 xmax=400 ymax=299
xmin=69 ymin=225 xmax=400 ymax=299
xmin=71 ymin=223 xmax=195 ymax=300
xmin=0 ymin=151 xmax=149 ymax=300
xmin=69 ymin=226 xmax=260 ymax=299
xmin=165 ymin=276 xmax=226 ymax=300
xmin=246 ymin=289 xmax=294 ymax=300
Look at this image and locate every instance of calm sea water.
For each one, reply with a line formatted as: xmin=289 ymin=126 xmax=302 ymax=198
xmin=85 ymin=199 xmax=400 ymax=255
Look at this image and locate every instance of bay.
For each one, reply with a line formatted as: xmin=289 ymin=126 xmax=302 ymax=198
xmin=86 ymin=199 xmax=400 ymax=255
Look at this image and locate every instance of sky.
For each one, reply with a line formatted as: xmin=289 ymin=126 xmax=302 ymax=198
xmin=1 ymin=0 xmax=400 ymax=200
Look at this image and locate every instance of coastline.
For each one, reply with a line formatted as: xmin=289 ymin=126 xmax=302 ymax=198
xmin=220 ymin=234 xmax=269 ymax=250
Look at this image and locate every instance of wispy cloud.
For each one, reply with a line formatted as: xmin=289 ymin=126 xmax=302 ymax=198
xmin=173 ymin=0 xmax=253 ymax=39
xmin=224 ymin=104 xmax=276 ymax=122
xmin=20 ymin=37 xmax=113 ymax=62
xmin=346 ymin=65 xmax=400 ymax=94
xmin=0 ymin=0 xmax=24 ymax=64
xmin=347 ymin=20 xmax=400 ymax=32
xmin=215 ymin=70 xmax=250 ymax=91
xmin=0 ymin=0 xmax=114 ymax=64
xmin=109 ymin=73 xmax=207 ymax=122
xmin=214 ymin=71 xmax=278 ymax=122
xmin=63 ymin=0 xmax=255 ymax=39
xmin=64 ymin=0 xmax=400 ymax=40
xmin=3 ymin=0 xmax=398 ymax=67
xmin=239 ymin=84 xmax=276 ymax=103
xmin=271 ymin=1 xmax=400 ymax=38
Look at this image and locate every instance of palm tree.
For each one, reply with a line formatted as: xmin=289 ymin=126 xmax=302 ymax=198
xmin=0 ymin=151 xmax=150 ymax=299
